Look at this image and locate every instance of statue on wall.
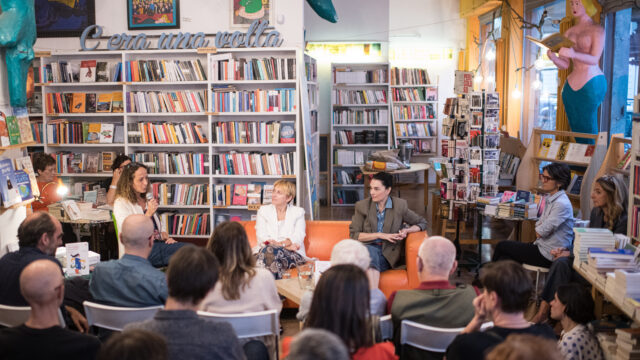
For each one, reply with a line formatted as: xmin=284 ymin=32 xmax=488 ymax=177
xmin=0 ymin=0 xmax=36 ymax=107
xmin=548 ymin=0 xmax=605 ymax=143
xmin=306 ymin=0 xmax=338 ymax=23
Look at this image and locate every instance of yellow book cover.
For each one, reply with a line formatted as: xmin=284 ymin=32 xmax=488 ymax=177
xmin=96 ymin=93 xmax=112 ymax=113
xmin=111 ymin=92 xmax=124 ymax=113
xmin=538 ymin=138 xmax=552 ymax=158
xmin=86 ymin=123 xmax=101 ymax=144
xmin=71 ymin=93 xmax=86 ymax=113
xmin=556 ymin=142 xmax=570 ymax=160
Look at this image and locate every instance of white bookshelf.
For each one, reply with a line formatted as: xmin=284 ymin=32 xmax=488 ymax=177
xmin=330 ymin=63 xmax=390 ymax=207
xmin=300 ymin=53 xmax=319 ymax=219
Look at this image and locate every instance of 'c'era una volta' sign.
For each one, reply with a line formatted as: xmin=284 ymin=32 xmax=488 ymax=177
xmin=80 ymin=20 xmax=283 ymax=51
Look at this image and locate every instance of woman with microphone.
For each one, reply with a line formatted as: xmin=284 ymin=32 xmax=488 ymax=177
xmin=113 ymin=162 xmax=184 ymax=267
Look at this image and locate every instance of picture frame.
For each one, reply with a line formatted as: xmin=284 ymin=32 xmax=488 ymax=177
xmin=231 ymin=0 xmax=273 ymax=28
xmin=35 ymin=0 xmax=96 ymax=38
xmin=127 ymin=0 xmax=180 ymax=30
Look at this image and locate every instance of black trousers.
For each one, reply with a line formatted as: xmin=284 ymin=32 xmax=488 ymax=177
xmin=492 ymin=241 xmax=552 ymax=268
xmin=540 ymin=256 xmax=589 ymax=303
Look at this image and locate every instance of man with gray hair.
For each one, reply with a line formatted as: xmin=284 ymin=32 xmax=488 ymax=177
xmin=388 ymin=236 xmax=478 ymax=360
xmin=288 ymin=328 xmax=349 ymax=360
xmin=90 ymin=214 xmax=168 ymax=307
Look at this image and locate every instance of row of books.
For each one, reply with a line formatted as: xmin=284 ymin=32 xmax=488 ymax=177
xmin=151 ymin=183 xmax=210 ymax=206
xmin=391 ymin=87 xmax=437 ymax=102
xmin=393 ymin=104 xmax=436 ymax=120
xmin=212 ymin=121 xmax=294 ymax=145
xmin=45 ymin=92 xmax=124 ymax=114
xmin=305 ymin=60 xmax=317 ymax=82
xmin=210 ymin=87 xmax=296 ymax=113
xmin=634 ymin=165 xmax=640 ymax=197
xmin=498 ymin=153 xmax=521 ymax=180
xmin=332 ymin=109 xmax=388 ymax=125
xmin=402 ymin=139 xmax=434 ymax=155
xmin=159 ymin=212 xmax=210 ymax=236
xmin=53 ymin=151 xmax=117 ymax=174
xmin=333 ymin=149 xmax=365 ymax=166
xmin=333 ymin=68 xmax=387 ymax=84
xmin=394 ymin=123 xmax=435 ymax=137
xmin=212 ymin=151 xmax=295 ymax=176
xmin=333 ymin=169 xmax=364 ymax=185
xmin=390 ymin=67 xmax=430 ymax=85
xmin=333 ymin=189 xmax=361 ymax=204
xmin=333 ymin=130 xmax=388 ymax=145
xmin=566 ymin=172 xmax=584 ymax=195
xmin=124 ymin=59 xmax=207 ymax=82
xmin=630 ymin=203 xmax=640 ymax=240
xmin=617 ymin=148 xmax=632 ymax=170
xmin=0 ymin=107 xmax=34 ymax=146
xmin=126 ymin=90 xmax=207 ymax=113
xmin=332 ymin=89 xmax=387 ymax=105
xmin=30 ymin=122 xmax=43 ymax=144
xmin=43 ymin=60 xmax=120 ymax=83
xmin=537 ymin=139 xmax=594 ymax=163
xmin=210 ymin=55 xmax=296 ymax=81
xmin=573 ymin=228 xmax=617 ymax=262
xmin=0 ymin=157 xmax=39 ymax=207
xmin=129 ymin=152 xmax=209 ymax=175
xmin=47 ymin=121 xmax=123 ymax=144
xmin=212 ymin=183 xmax=274 ymax=206
xmin=127 ymin=122 xmax=207 ymax=144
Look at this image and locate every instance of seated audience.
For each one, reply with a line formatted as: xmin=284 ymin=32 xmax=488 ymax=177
xmin=531 ymin=173 xmax=628 ymax=323
xmin=0 ymin=260 xmax=100 ymax=359
xmin=287 ymin=329 xmax=349 ymax=360
xmin=389 ymin=236 xmax=477 ymax=360
xmin=254 ymin=179 xmax=307 ymax=279
xmin=0 ymin=212 xmax=87 ymax=332
xmin=31 ymin=152 xmax=62 ymax=213
xmin=106 ymin=154 xmax=131 ymax=206
xmin=97 ymin=329 xmax=168 ymax=360
xmin=349 ymin=172 xmax=428 ymax=288
xmin=90 ymin=214 xmax=168 ymax=307
xmin=124 ymin=245 xmax=245 ymax=360
xmin=113 ymin=162 xmax=185 ymax=267
xmin=296 ymin=239 xmax=387 ymax=322
xmin=446 ymin=261 xmax=556 ymax=360
xmin=493 ymin=163 xmax=574 ymax=267
xmin=550 ymin=283 xmax=604 ymax=360
xmin=485 ymin=334 xmax=563 ymax=360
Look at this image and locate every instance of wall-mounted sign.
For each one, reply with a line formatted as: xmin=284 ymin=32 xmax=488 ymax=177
xmin=80 ymin=20 xmax=283 ymax=51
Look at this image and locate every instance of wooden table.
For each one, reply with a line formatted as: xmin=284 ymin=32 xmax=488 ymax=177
xmin=361 ymin=162 xmax=431 ymax=210
xmin=275 ymin=278 xmax=306 ymax=305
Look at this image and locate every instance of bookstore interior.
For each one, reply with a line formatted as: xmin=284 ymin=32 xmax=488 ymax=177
xmin=1 ymin=0 xmax=640 ymax=358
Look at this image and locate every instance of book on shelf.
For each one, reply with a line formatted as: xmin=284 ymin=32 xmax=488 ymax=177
xmin=0 ymin=110 xmax=9 ymax=146
xmin=393 ymin=104 xmax=435 ymax=120
xmin=27 ymin=91 xmax=42 ymax=114
xmin=0 ymin=159 xmax=23 ymax=207
xmin=13 ymin=170 xmax=33 ymax=202
xmin=573 ymin=227 xmax=616 ymax=262
xmin=71 ymin=93 xmax=86 ymax=113
xmin=152 ymin=182 xmax=210 ymax=206
xmin=159 ymin=212 xmax=210 ymax=236
xmin=246 ymin=184 xmax=262 ymax=205
xmin=14 ymin=156 xmax=40 ymax=197
xmin=30 ymin=122 xmax=43 ymax=144
xmin=426 ymin=87 xmax=437 ymax=101
xmin=332 ymin=109 xmax=388 ymax=125
xmin=96 ymin=93 xmax=113 ymax=113
xmin=332 ymin=89 xmax=387 ymax=105
xmin=5 ymin=112 xmax=21 ymax=145
xmin=618 ymin=148 xmax=632 ymax=170
xmin=333 ymin=169 xmax=363 ymax=185
xmin=394 ymin=123 xmax=434 ymax=137
xmin=334 ymin=149 xmax=365 ymax=166
xmin=211 ymin=87 xmax=296 ymax=113
xmin=86 ymin=93 xmax=97 ymax=113
xmin=46 ymin=92 xmax=123 ymax=114
xmin=99 ymin=123 xmax=114 ymax=143
xmin=231 ymin=184 xmax=248 ymax=205
xmin=111 ymin=92 xmax=124 ymax=113
xmin=390 ymin=67 xmax=429 ymax=85
xmin=79 ymin=60 xmax=97 ymax=82
xmin=333 ymin=129 xmax=387 ymax=145
xmin=262 ymin=184 xmax=274 ymax=204
xmin=391 ymin=87 xmax=426 ymax=102
xmin=333 ymin=67 xmax=387 ymax=84
xmin=212 ymin=151 xmax=294 ymax=176
xmin=567 ymin=172 xmax=584 ymax=195
xmin=279 ymin=121 xmax=295 ymax=143
xmin=126 ymin=90 xmax=206 ymax=113
xmin=128 ymin=122 xmax=207 ymax=144
xmin=101 ymin=152 xmax=115 ymax=172
xmin=525 ymin=33 xmax=575 ymax=52
xmin=125 ymin=59 xmax=207 ymax=82
xmin=129 ymin=152 xmax=209 ymax=175
xmin=95 ymin=62 xmax=109 ymax=82
xmin=212 ymin=121 xmax=287 ymax=144
xmin=212 ymin=56 xmax=296 ymax=81
xmin=14 ymin=107 xmax=34 ymax=144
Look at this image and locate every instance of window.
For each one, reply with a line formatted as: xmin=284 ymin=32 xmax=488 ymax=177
xmin=477 ymin=8 xmax=502 ymax=91
xmin=627 ymin=8 xmax=639 ymax=114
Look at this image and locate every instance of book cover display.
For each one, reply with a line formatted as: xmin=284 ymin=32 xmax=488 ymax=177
xmin=0 ymin=159 xmax=22 ymax=207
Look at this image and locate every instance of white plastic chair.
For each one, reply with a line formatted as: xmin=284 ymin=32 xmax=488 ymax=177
xmin=83 ymin=301 xmax=163 ymax=331
xmin=198 ymin=309 xmax=279 ymax=358
xmin=379 ymin=314 xmax=393 ymax=340
xmin=0 ymin=304 xmax=66 ymax=328
xmin=522 ymin=263 xmax=550 ymax=303
xmin=400 ymin=319 xmax=465 ymax=353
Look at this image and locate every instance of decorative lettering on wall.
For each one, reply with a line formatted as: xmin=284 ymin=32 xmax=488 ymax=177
xmin=79 ymin=20 xmax=283 ymax=51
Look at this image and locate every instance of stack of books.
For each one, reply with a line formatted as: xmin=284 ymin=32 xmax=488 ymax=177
xmin=587 ymin=248 xmax=637 ymax=273
xmin=615 ymin=328 xmax=640 ymax=360
xmin=610 ymin=270 xmax=640 ymax=306
xmin=573 ymin=228 xmax=616 ymax=263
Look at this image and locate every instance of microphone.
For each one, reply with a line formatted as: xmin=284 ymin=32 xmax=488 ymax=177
xmin=146 ymin=192 xmax=154 ymax=201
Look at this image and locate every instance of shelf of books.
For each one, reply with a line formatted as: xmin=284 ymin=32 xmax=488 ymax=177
xmin=390 ymin=67 xmax=438 ymax=157
xmin=628 ymin=111 xmax=640 ymax=243
xmin=595 ymin=134 xmax=631 ymax=180
xmin=300 ymin=53 xmax=319 ymax=219
xmin=30 ymin=48 xmax=304 ymax=236
xmin=330 ymin=63 xmax=390 ymax=206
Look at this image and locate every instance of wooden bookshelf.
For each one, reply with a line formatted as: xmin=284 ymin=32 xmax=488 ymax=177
xmin=595 ymin=134 xmax=631 ymax=179
xmin=628 ymin=116 xmax=640 ymax=243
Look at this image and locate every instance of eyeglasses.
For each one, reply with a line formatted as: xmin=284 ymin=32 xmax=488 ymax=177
xmin=539 ymin=173 xmax=553 ymax=182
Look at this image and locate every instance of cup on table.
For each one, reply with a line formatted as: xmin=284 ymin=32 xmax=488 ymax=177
xmin=297 ymin=262 xmax=314 ymax=290
xmin=282 ymin=269 xmax=293 ymax=280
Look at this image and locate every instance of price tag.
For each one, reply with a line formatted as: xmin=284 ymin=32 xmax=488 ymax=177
xmin=197 ymin=47 xmax=218 ymax=54
xmin=247 ymin=204 xmax=261 ymax=211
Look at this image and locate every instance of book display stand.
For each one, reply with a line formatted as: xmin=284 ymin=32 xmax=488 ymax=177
xmin=595 ymin=134 xmax=631 ymax=180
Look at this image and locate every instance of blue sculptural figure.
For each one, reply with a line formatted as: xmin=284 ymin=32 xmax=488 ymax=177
xmin=0 ymin=0 xmax=36 ymax=107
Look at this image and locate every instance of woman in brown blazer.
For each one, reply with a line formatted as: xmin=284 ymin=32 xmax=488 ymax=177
xmin=349 ymin=172 xmax=428 ymax=288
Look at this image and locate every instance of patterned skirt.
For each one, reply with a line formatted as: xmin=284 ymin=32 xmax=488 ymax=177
xmin=256 ymin=245 xmax=306 ymax=280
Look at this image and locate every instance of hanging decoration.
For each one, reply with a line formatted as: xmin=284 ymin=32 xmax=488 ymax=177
xmin=305 ymin=0 xmax=338 ymax=23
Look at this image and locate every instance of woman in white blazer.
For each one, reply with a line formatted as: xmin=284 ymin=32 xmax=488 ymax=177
xmin=254 ymin=180 xmax=307 ymax=279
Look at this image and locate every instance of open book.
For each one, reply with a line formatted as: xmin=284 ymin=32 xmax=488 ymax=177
xmin=525 ymin=33 xmax=574 ymax=52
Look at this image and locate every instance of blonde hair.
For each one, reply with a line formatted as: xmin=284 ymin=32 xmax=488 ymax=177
xmin=580 ymin=0 xmax=598 ymax=17
xmin=274 ymin=179 xmax=296 ymax=204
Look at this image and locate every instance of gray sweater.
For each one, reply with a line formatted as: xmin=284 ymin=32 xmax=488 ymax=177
xmin=125 ymin=309 xmax=246 ymax=360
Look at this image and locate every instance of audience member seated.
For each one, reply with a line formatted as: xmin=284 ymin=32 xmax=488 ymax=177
xmin=446 ymin=261 xmax=556 ymax=360
xmin=388 ymin=236 xmax=477 ymax=360
xmin=296 ymin=239 xmax=387 ymax=322
xmin=0 ymin=260 xmax=101 ymax=360
xmin=254 ymin=179 xmax=307 ymax=279
xmin=124 ymin=245 xmax=245 ymax=360
xmin=485 ymin=334 xmax=563 ymax=360
xmin=531 ymin=173 xmax=628 ymax=324
xmin=97 ymin=329 xmax=168 ymax=360
xmin=105 ymin=154 xmax=131 ymax=206
xmin=0 ymin=212 xmax=87 ymax=332
xmin=493 ymin=163 xmax=574 ymax=267
xmin=90 ymin=214 xmax=168 ymax=307
xmin=113 ymin=162 xmax=185 ymax=267
xmin=31 ymin=152 xmax=62 ymax=213
xmin=287 ymin=329 xmax=349 ymax=360
xmin=550 ymin=283 xmax=604 ymax=360
xmin=349 ymin=172 xmax=428 ymax=288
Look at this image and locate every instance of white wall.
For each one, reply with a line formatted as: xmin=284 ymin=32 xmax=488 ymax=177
xmin=304 ymin=0 xmax=389 ymax=42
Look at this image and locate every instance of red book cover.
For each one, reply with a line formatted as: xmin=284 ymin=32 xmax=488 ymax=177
xmin=232 ymin=184 xmax=248 ymax=205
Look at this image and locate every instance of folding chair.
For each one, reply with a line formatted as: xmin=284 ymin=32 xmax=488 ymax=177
xmin=0 ymin=304 xmax=66 ymax=328
xmin=83 ymin=301 xmax=162 ymax=331
xmin=400 ymin=319 xmax=464 ymax=353
xmin=379 ymin=314 xmax=393 ymax=340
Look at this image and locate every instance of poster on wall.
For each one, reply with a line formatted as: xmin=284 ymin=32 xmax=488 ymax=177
xmin=35 ymin=0 xmax=96 ymax=38
xmin=128 ymin=0 xmax=180 ymax=30
xmin=232 ymin=0 xmax=272 ymax=27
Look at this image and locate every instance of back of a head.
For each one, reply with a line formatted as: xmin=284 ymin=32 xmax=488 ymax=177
xmin=486 ymin=334 xmax=563 ymax=360
xmin=97 ymin=329 xmax=168 ymax=360
xmin=480 ymin=261 xmax=532 ymax=313
xmin=556 ymin=283 xmax=596 ymax=324
xmin=112 ymin=154 xmax=132 ymax=172
xmin=418 ymin=236 xmax=456 ymax=277
xmin=330 ymin=239 xmax=370 ymax=270
xmin=166 ymin=244 xmax=220 ymax=305
xmin=120 ymin=214 xmax=154 ymax=250
xmin=32 ymin=152 xmax=56 ymax=173
xmin=288 ymin=329 xmax=349 ymax=360
xmin=20 ymin=259 xmax=63 ymax=308
xmin=17 ymin=212 xmax=56 ymax=248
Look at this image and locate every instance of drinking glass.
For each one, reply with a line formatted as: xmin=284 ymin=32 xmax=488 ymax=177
xmin=297 ymin=262 xmax=314 ymax=290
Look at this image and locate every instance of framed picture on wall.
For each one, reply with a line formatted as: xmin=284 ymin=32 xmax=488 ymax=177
xmin=127 ymin=0 xmax=180 ymax=30
xmin=231 ymin=0 xmax=273 ymax=27
xmin=35 ymin=0 xmax=96 ymax=38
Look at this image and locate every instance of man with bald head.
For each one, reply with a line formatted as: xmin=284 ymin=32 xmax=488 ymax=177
xmin=388 ymin=236 xmax=478 ymax=360
xmin=0 ymin=260 xmax=100 ymax=359
xmin=90 ymin=214 xmax=168 ymax=307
